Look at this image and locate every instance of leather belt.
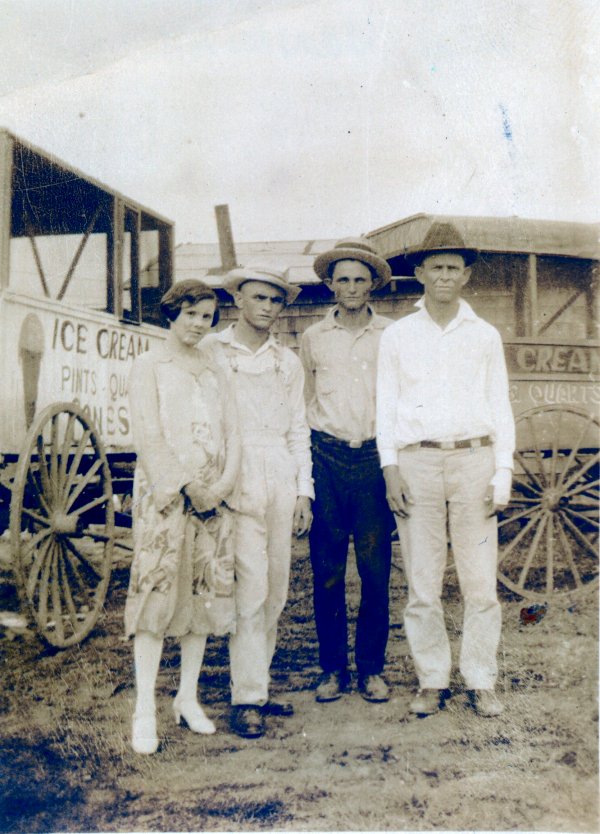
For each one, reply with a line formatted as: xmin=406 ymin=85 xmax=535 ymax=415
xmin=418 ymin=435 xmax=492 ymax=450
xmin=311 ymin=430 xmax=377 ymax=451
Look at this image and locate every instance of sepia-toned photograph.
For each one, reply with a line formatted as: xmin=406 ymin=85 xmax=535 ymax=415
xmin=0 ymin=1 xmax=598 ymax=832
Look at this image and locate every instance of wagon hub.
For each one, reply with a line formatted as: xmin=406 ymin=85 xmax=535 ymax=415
xmin=541 ymin=488 xmax=564 ymax=512
xmin=51 ymin=511 xmax=78 ymax=535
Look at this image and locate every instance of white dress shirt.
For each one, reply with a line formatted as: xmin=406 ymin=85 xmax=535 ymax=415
xmin=376 ymin=298 xmax=515 ymax=471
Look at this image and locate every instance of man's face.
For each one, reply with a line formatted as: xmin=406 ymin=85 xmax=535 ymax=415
xmin=415 ymin=253 xmax=470 ymax=304
xmin=235 ymin=281 xmax=286 ymax=331
xmin=328 ymin=260 xmax=374 ymax=312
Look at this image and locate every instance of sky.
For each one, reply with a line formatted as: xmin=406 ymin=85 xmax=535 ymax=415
xmin=0 ymin=0 xmax=598 ymax=245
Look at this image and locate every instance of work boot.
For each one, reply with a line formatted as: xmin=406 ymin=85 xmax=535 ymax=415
xmin=358 ymin=674 xmax=390 ymax=702
xmin=230 ymin=705 xmax=265 ymax=738
xmin=471 ymin=690 xmax=504 ymax=717
xmin=263 ymin=699 xmax=294 ymax=717
xmin=315 ymin=670 xmax=349 ymax=702
xmin=409 ymin=688 xmax=442 ymax=716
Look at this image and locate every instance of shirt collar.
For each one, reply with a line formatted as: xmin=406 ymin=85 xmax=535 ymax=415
xmin=323 ymin=304 xmax=385 ymax=333
xmin=415 ymin=296 xmax=477 ymax=328
xmin=216 ymin=323 xmax=279 ymax=355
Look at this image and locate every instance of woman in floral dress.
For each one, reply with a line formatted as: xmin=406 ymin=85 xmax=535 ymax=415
xmin=125 ymin=280 xmax=240 ymax=754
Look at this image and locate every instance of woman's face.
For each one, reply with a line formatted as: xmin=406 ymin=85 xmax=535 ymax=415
xmin=170 ymin=299 xmax=217 ymax=346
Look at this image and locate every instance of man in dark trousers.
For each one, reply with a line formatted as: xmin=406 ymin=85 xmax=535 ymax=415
xmin=300 ymin=238 xmax=394 ymax=703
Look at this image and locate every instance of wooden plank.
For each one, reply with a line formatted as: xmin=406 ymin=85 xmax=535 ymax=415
xmin=527 ymin=253 xmax=538 ymax=337
xmin=0 ymin=130 xmax=13 ymax=290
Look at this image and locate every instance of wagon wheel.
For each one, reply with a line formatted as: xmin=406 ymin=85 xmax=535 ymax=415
xmin=10 ymin=402 xmax=115 ymax=647
xmin=498 ymin=405 xmax=599 ymax=601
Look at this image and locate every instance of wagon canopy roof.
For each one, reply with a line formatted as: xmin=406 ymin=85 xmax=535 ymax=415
xmin=367 ymin=213 xmax=600 ymax=266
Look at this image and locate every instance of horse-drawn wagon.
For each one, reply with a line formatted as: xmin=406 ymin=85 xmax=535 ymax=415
xmin=0 ymin=129 xmax=174 ymax=646
xmin=368 ymin=213 xmax=599 ymax=602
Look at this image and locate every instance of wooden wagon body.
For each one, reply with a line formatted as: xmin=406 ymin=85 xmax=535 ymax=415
xmin=0 ymin=129 xmax=174 ymax=645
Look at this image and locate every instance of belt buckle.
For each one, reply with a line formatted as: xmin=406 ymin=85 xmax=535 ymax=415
xmin=440 ymin=441 xmax=454 ymax=450
xmin=348 ymin=439 xmax=362 ymax=449
xmin=471 ymin=438 xmax=482 ymax=448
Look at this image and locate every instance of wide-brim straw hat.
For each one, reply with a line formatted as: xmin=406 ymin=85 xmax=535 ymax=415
xmin=224 ymin=266 xmax=301 ymax=303
xmin=313 ymin=237 xmax=392 ymax=290
xmin=405 ymin=221 xmax=478 ymax=267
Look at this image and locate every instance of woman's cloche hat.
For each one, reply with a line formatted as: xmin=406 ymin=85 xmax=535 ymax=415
xmin=224 ymin=265 xmax=301 ymax=303
xmin=313 ymin=237 xmax=392 ymax=290
xmin=405 ymin=222 xmax=478 ymax=267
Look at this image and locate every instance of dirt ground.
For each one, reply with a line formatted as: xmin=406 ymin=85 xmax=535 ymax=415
xmin=0 ymin=536 xmax=598 ymax=833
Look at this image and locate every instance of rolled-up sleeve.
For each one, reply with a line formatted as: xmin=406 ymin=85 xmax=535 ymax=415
xmin=286 ymin=355 xmax=314 ymax=499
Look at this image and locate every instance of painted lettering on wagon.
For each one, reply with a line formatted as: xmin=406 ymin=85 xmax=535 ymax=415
xmin=51 ymin=317 xmax=150 ymax=360
xmin=505 ymin=344 xmax=600 ymax=376
xmin=509 ymin=381 xmax=600 ymax=407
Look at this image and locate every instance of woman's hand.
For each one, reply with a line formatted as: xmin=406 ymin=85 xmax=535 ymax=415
xmin=183 ymin=482 xmax=222 ymax=514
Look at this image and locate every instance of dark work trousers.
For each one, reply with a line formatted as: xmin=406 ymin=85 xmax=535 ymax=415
xmin=309 ymin=430 xmax=393 ymax=677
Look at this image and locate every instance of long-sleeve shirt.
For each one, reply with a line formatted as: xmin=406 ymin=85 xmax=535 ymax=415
xmin=300 ymin=305 xmax=393 ymax=444
xmin=376 ymin=298 xmax=515 ymax=471
xmin=204 ymin=325 xmax=314 ymax=499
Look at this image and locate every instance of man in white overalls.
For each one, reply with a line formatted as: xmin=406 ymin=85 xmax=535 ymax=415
xmin=205 ymin=266 xmax=313 ymax=738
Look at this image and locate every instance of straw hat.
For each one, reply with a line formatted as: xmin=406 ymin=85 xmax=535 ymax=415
xmin=224 ymin=266 xmax=301 ymax=303
xmin=313 ymin=237 xmax=392 ymax=290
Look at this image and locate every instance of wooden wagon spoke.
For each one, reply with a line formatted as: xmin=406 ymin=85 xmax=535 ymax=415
xmin=545 ymin=515 xmax=555 ymax=593
xmin=26 ymin=535 xmax=54 ymax=600
xmin=61 ymin=541 xmax=96 ymax=605
xmin=60 ymin=428 xmax=92 ymax=500
xmin=26 ymin=469 xmax=51 ymax=516
xmin=71 ymin=492 xmax=111 ymax=518
xmin=556 ymin=516 xmax=585 ymax=589
xmin=561 ymin=512 xmax=599 ymax=560
xmin=556 ymin=413 xmax=598 ymax=489
xmin=56 ymin=543 xmax=80 ymax=631
xmin=523 ymin=415 xmax=548 ymax=488
xmin=49 ymin=546 xmax=65 ymax=643
xmin=57 ymin=413 xmax=77 ymax=490
xmin=563 ymin=504 xmax=599 ymax=530
xmin=547 ymin=410 xmax=563 ymax=487
xmin=560 ymin=452 xmax=600 ymax=495
xmin=49 ymin=413 xmax=60 ymax=487
xmin=21 ymin=506 xmax=52 ymax=527
xmin=498 ymin=504 xmax=543 ymax=530
xmin=498 ymin=509 xmax=543 ymax=560
xmin=61 ymin=535 xmax=105 ymax=582
xmin=35 ymin=540 xmax=55 ymax=626
xmin=36 ymin=434 xmax=53 ymax=501
xmin=516 ymin=512 xmax=549 ymax=591
xmin=64 ymin=457 xmax=104 ymax=512
xmin=562 ymin=476 xmax=600 ymax=501
xmin=513 ymin=452 xmax=545 ymax=494
xmin=20 ymin=526 xmax=52 ymax=560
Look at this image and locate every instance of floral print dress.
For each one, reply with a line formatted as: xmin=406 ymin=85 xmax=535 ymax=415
xmin=124 ymin=340 xmax=239 ymax=639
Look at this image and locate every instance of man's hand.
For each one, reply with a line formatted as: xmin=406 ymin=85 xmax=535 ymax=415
xmin=485 ymin=467 xmax=513 ymax=516
xmin=183 ymin=481 xmax=222 ymax=515
xmin=383 ymin=465 xmax=413 ymax=518
xmin=293 ymin=496 xmax=313 ymax=538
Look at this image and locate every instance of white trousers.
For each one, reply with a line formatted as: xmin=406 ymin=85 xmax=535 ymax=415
xmin=396 ymin=445 xmax=501 ymax=690
xmin=229 ymin=443 xmax=297 ymax=705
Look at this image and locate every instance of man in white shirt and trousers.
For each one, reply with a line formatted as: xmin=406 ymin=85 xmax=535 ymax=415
xmin=376 ymin=222 xmax=515 ymax=718
xmin=205 ymin=267 xmax=313 ymax=738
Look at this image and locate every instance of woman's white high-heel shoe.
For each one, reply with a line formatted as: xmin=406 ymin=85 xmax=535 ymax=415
xmin=173 ymin=698 xmax=216 ymax=734
xmin=132 ymin=710 xmax=159 ymax=754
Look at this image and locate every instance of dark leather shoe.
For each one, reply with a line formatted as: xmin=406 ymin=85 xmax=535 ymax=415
xmin=358 ymin=674 xmax=390 ymax=702
xmin=263 ymin=699 xmax=294 ymax=717
xmin=230 ymin=705 xmax=265 ymax=738
xmin=315 ymin=671 xmax=349 ymax=702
